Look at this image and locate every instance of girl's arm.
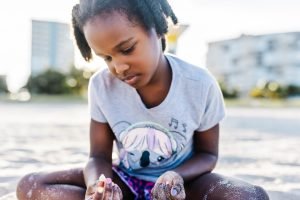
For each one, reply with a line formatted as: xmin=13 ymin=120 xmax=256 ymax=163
xmin=84 ymin=119 xmax=115 ymax=195
xmin=173 ymin=124 xmax=219 ymax=183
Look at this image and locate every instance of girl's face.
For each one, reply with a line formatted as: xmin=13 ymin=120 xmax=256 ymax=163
xmin=83 ymin=11 xmax=164 ymax=89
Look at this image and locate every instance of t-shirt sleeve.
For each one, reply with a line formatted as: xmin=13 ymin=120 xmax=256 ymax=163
xmin=88 ymin=76 xmax=107 ymax=123
xmin=196 ymin=78 xmax=226 ymax=132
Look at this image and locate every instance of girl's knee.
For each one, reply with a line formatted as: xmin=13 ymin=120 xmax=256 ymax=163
xmin=253 ymin=185 xmax=269 ymax=200
xmin=223 ymin=184 xmax=270 ymax=200
xmin=16 ymin=172 xmax=43 ymax=200
xmin=222 ymin=182 xmax=269 ymax=200
xmin=185 ymin=173 xmax=269 ymax=200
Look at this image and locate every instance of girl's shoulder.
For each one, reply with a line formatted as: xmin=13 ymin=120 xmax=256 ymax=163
xmin=166 ymin=54 xmax=216 ymax=85
xmin=89 ymin=68 xmax=121 ymax=89
xmin=90 ymin=68 xmax=110 ymax=82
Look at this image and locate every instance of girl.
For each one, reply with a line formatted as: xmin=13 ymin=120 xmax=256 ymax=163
xmin=16 ymin=0 xmax=269 ymax=199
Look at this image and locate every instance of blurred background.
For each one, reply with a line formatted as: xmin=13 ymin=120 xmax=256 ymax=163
xmin=0 ymin=0 xmax=299 ymax=199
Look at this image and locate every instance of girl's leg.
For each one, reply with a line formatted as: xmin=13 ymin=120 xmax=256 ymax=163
xmin=16 ymin=168 xmax=135 ymax=200
xmin=185 ymin=173 xmax=269 ymax=200
xmin=16 ymin=168 xmax=86 ymax=200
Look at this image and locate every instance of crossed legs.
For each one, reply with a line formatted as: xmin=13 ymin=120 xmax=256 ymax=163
xmin=17 ymin=168 xmax=269 ymax=200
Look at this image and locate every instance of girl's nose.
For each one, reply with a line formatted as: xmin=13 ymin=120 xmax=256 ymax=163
xmin=114 ymin=62 xmax=130 ymax=75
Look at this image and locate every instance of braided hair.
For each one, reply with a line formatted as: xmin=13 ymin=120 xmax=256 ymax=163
xmin=72 ymin=0 xmax=178 ymax=62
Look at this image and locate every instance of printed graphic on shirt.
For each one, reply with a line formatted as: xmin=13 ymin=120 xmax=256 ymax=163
xmin=168 ymin=117 xmax=188 ymax=133
xmin=113 ymin=121 xmax=187 ymax=171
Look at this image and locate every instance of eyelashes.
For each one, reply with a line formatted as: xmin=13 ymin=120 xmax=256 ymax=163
xmin=121 ymin=45 xmax=135 ymax=55
xmin=101 ymin=43 xmax=137 ymax=62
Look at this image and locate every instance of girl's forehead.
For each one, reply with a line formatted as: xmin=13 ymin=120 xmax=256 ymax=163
xmin=83 ymin=11 xmax=147 ymax=54
xmin=83 ymin=12 xmax=139 ymax=41
xmin=87 ymin=11 xmax=136 ymax=29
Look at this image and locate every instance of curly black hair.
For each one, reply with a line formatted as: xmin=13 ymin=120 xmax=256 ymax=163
xmin=72 ymin=0 xmax=178 ymax=61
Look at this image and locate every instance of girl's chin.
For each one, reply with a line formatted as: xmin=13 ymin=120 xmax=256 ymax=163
xmin=126 ymin=76 xmax=148 ymax=89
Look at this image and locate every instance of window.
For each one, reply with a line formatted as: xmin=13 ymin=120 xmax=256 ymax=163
xmin=256 ymin=52 xmax=263 ymax=66
xmin=222 ymin=44 xmax=230 ymax=52
xmin=267 ymin=39 xmax=277 ymax=51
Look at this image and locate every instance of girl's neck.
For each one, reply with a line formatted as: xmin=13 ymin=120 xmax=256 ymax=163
xmin=137 ymin=54 xmax=172 ymax=108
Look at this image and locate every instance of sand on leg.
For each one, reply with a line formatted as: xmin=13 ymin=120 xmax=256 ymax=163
xmin=16 ymin=168 xmax=86 ymax=200
xmin=16 ymin=167 xmax=135 ymax=200
xmin=185 ymin=173 xmax=269 ymax=200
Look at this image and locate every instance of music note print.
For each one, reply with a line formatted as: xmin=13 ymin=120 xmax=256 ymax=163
xmin=182 ymin=123 xmax=187 ymax=133
xmin=169 ymin=118 xmax=179 ymax=129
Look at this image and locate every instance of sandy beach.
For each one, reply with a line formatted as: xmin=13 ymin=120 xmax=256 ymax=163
xmin=0 ymin=101 xmax=299 ymax=199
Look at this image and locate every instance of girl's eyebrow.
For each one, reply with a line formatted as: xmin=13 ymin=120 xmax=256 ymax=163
xmin=97 ymin=37 xmax=134 ymax=57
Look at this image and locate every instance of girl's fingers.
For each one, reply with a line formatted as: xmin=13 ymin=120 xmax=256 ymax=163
xmin=170 ymin=183 xmax=186 ymax=200
xmin=152 ymin=183 xmax=168 ymax=200
xmin=97 ymin=178 xmax=105 ymax=193
xmin=85 ymin=195 xmax=94 ymax=200
xmin=112 ymin=183 xmax=123 ymax=200
xmin=93 ymin=178 xmax=105 ymax=200
xmin=112 ymin=187 xmax=120 ymax=200
xmin=92 ymin=175 xmax=123 ymax=200
xmin=170 ymin=185 xmax=179 ymax=196
xmin=159 ymin=171 xmax=185 ymax=199
xmin=153 ymin=180 xmax=185 ymax=200
xmin=151 ymin=184 xmax=158 ymax=200
xmin=93 ymin=191 xmax=104 ymax=200
xmin=117 ymin=185 xmax=123 ymax=200
xmin=103 ymin=178 xmax=113 ymax=199
xmin=112 ymin=184 xmax=118 ymax=200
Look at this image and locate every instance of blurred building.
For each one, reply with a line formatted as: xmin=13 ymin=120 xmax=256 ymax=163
xmin=0 ymin=75 xmax=7 ymax=93
xmin=166 ymin=24 xmax=189 ymax=54
xmin=31 ymin=20 xmax=74 ymax=76
xmin=206 ymin=32 xmax=300 ymax=95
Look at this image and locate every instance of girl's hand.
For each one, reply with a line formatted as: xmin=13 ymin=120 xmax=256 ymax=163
xmin=151 ymin=171 xmax=186 ymax=200
xmin=85 ymin=175 xmax=123 ymax=200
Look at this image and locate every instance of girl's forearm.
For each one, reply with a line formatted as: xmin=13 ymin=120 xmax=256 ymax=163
xmin=173 ymin=152 xmax=218 ymax=183
xmin=83 ymin=156 xmax=113 ymax=188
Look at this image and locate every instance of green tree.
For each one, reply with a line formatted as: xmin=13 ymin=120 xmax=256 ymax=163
xmin=27 ymin=69 xmax=70 ymax=94
xmin=66 ymin=65 xmax=94 ymax=95
xmin=26 ymin=66 xmax=96 ymax=95
xmin=218 ymin=81 xmax=239 ymax=99
xmin=250 ymin=81 xmax=288 ymax=99
xmin=287 ymin=85 xmax=300 ymax=96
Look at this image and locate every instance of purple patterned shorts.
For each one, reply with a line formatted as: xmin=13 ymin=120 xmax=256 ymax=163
xmin=113 ymin=167 xmax=155 ymax=200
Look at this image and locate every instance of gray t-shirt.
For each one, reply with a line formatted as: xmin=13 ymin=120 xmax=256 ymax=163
xmin=88 ymin=54 xmax=226 ymax=182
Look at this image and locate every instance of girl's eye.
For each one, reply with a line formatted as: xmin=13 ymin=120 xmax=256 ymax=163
xmin=121 ymin=46 xmax=135 ymax=55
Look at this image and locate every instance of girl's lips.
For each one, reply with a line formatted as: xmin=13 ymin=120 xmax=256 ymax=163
xmin=124 ymin=75 xmax=139 ymax=85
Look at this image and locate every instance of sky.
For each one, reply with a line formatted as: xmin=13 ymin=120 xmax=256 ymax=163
xmin=1 ymin=0 xmax=300 ymax=92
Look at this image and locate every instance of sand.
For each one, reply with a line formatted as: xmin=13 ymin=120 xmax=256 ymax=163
xmin=0 ymin=102 xmax=299 ymax=199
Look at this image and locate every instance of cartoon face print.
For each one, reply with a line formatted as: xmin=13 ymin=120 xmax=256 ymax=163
xmin=118 ymin=122 xmax=178 ymax=170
